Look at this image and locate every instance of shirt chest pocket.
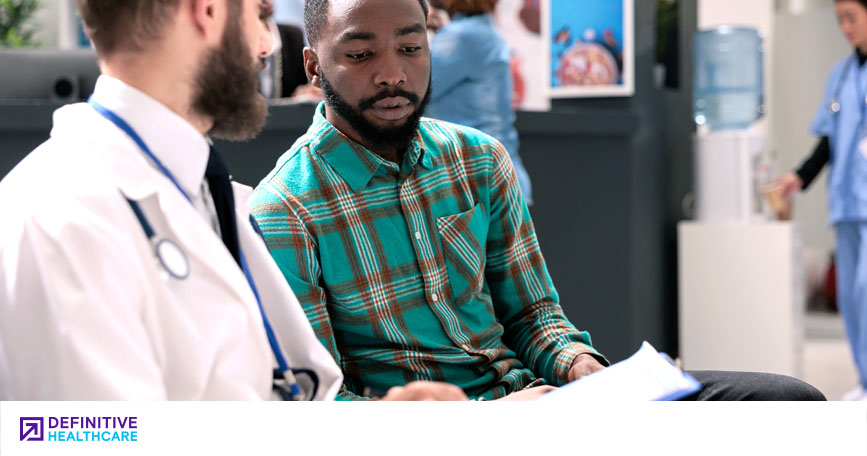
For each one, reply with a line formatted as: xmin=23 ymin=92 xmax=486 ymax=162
xmin=436 ymin=204 xmax=488 ymax=307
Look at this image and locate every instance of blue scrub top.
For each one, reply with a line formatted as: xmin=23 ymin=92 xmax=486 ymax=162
xmin=811 ymin=53 xmax=867 ymax=223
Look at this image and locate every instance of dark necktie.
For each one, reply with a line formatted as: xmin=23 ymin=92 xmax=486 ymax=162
xmin=204 ymin=147 xmax=242 ymax=268
xmin=206 ymin=149 xmax=305 ymax=400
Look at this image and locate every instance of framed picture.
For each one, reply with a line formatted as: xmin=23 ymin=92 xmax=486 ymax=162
xmin=542 ymin=0 xmax=635 ymax=98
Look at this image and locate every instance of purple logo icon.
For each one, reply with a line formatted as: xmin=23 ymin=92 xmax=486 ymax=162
xmin=20 ymin=417 xmax=44 ymax=441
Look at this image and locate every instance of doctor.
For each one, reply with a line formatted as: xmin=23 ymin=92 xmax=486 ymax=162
xmin=776 ymin=0 xmax=867 ymax=401
xmin=0 ymin=0 xmax=465 ymax=401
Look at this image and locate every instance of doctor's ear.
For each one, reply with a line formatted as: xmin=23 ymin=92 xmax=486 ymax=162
xmin=303 ymin=48 xmax=322 ymax=88
xmin=191 ymin=0 xmax=221 ymax=43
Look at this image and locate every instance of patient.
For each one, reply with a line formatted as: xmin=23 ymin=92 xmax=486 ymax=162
xmin=251 ymin=0 xmax=824 ymax=401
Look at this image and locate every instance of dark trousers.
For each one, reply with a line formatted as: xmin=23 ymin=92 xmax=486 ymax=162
xmin=681 ymin=371 xmax=826 ymax=401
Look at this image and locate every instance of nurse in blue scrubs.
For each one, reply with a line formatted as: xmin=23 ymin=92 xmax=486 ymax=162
xmin=777 ymin=0 xmax=867 ymax=401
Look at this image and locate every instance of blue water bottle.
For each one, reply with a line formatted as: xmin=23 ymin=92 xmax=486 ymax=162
xmin=693 ymin=26 xmax=764 ymax=130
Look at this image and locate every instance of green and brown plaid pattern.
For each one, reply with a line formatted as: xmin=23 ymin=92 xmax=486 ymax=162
xmin=251 ymin=103 xmax=606 ymax=400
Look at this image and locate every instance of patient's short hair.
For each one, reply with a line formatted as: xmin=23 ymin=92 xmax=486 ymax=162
xmin=304 ymin=0 xmax=430 ymax=46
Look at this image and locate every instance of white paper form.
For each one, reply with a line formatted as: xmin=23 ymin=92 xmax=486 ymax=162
xmin=538 ymin=341 xmax=702 ymax=402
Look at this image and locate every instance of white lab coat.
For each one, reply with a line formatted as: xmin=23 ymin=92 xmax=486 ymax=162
xmin=0 ymin=97 xmax=342 ymax=400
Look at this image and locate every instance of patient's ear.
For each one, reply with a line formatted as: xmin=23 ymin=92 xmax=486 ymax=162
xmin=303 ymin=48 xmax=321 ymax=88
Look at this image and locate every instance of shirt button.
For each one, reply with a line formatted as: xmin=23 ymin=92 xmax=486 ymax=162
xmin=415 ymin=231 xmax=422 ymax=240
xmin=431 ymin=293 xmax=439 ymax=302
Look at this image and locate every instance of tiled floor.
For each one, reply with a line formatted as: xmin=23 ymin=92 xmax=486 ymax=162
xmin=802 ymin=312 xmax=859 ymax=400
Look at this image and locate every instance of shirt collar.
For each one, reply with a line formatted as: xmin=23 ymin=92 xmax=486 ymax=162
xmin=307 ymin=102 xmax=431 ymax=192
xmin=90 ymin=75 xmax=210 ymax=199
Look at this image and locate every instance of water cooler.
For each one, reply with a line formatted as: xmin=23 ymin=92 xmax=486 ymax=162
xmin=678 ymin=26 xmax=804 ymax=378
xmin=692 ymin=27 xmax=767 ymax=222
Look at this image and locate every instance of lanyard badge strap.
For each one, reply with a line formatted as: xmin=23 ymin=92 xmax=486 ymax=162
xmin=88 ymin=97 xmax=307 ymax=400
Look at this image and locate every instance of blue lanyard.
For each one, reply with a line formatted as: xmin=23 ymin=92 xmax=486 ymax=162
xmin=88 ymin=97 xmax=303 ymax=400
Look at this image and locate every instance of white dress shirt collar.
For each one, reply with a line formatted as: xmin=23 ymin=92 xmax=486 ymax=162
xmin=89 ymin=75 xmax=210 ymax=199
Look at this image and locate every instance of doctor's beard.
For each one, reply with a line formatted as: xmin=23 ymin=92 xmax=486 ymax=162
xmin=192 ymin=16 xmax=267 ymax=141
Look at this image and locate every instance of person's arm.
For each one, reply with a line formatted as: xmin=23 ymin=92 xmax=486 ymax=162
xmin=776 ymin=136 xmax=830 ymax=197
xmin=790 ymin=60 xmax=846 ymax=195
xmin=251 ymin=196 xmax=370 ymax=400
xmin=484 ymin=141 xmax=609 ymax=386
xmin=795 ymin=136 xmax=830 ymax=191
xmin=0 ymin=214 xmax=166 ymax=399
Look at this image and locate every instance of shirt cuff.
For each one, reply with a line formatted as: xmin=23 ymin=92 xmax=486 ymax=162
xmin=552 ymin=344 xmax=610 ymax=386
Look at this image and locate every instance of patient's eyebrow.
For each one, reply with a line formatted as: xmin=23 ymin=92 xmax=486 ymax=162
xmin=338 ymin=31 xmax=376 ymax=43
xmin=396 ymin=23 xmax=425 ymax=37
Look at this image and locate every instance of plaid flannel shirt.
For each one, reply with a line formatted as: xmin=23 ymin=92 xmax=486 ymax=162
xmin=251 ymin=103 xmax=606 ymax=400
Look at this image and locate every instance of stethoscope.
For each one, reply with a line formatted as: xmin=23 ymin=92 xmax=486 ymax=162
xmin=828 ymin=52 xmax=867 ymax=118
xmin=125 ymin=196 xmax=191 ymax=279
xmin=89 ymin=97 xmax=317 ymax=401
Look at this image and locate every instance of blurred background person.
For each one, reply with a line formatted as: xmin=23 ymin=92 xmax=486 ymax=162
xmin=426 ymin=0 xmax=533 ymax=205
xmin=270 ymin=0 xmax=322 ymax=100
xmin=774 ymin=0 xmax=867 ymax=401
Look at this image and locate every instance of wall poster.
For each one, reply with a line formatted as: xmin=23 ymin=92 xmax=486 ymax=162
xmin=542 ymin=0 xmax=635 ymax=98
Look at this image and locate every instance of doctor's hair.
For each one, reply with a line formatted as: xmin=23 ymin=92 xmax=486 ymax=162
xmin=77 ymin=0 xmax=178 ymax=55
xmin=304 ymin=0 xmax=429 ymax=46
xmin=77 ymin=0 xmax=240 ymax=56
xmin=440 ymin=0 xmax=499 ymax=15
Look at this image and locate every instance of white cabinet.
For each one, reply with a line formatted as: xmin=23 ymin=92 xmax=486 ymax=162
xmin=678 ymin=221 xmax=803 ymax=377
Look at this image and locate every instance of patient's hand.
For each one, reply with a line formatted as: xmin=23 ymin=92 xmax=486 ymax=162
xmin=567 ymin=353 xmax=606 ymax=382
xmin=381 ymin=381 xmax=467 ymax=401
xmin=496 ymin=385 xmax=557 ymax=401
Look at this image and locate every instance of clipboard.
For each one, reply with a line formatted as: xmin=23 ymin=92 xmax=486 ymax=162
xmin=538 ymin=341 xmax=701 ymax=401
